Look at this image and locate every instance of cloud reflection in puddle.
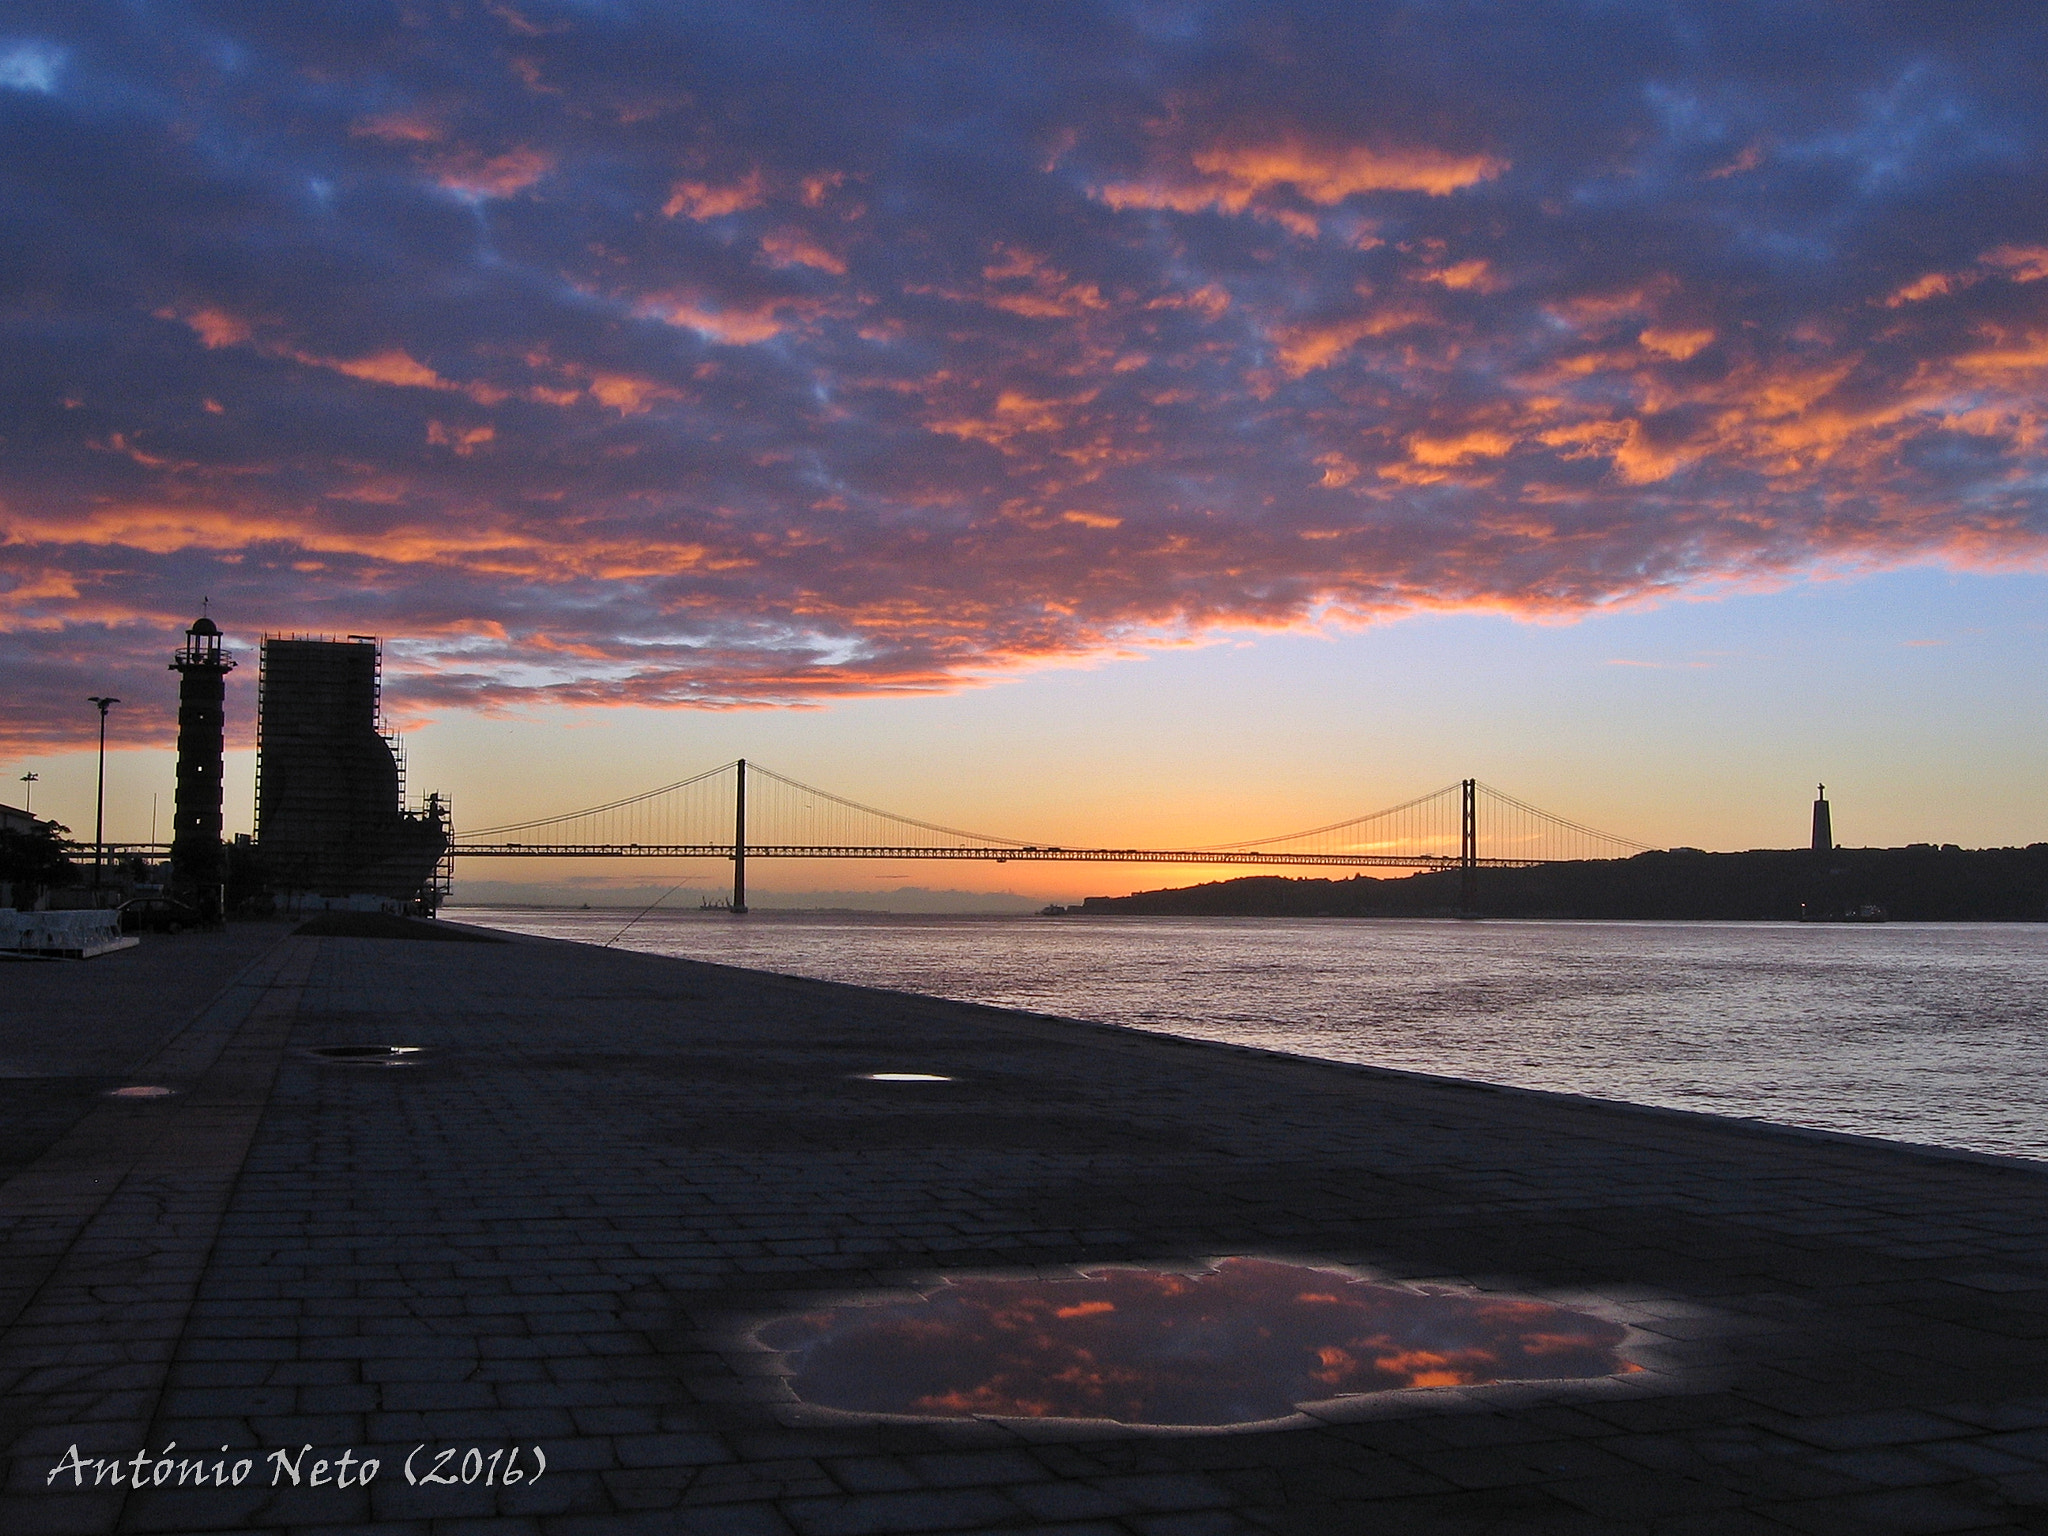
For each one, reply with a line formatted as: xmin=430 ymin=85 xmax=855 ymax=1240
xmin=757 ymin=1257 xmax=1632 ymax=1426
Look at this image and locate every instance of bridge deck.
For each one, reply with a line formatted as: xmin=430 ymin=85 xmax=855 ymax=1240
xmin=5 ymin=922 xmax=2048 ymax=1532
xmin=92 ymin=840 xmax=1549 ymax=868
xmin=448 ymin=844 xmax=1544 ymax=868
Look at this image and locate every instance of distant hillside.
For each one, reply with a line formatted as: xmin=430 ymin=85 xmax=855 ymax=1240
xmin=1075 ymin=846 xmax=2048 ymax=922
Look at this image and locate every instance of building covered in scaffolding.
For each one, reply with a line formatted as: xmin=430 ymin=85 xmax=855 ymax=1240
xmin=256 ymin=635 xmax=449 ymax=912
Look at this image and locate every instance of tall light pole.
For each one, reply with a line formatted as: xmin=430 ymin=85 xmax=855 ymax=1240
xmin=87 ymin=696 xmax=119 ymax=888
xmin=17 ymin=771 xmax=35 ymax=814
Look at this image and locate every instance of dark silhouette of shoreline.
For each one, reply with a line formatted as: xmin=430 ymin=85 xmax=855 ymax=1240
xmin=1074 ymin=845 xmax=2048 ymax=922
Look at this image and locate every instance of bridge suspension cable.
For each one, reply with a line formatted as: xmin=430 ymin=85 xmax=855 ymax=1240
xmin=743 ymin=763 xmax=1034 ymax=850
xmin=1469 ymin=781 xmax=1649 ymax=864
xmin=1199 ymin=784 xmax=1462 ymax=857
xmin=454 ymin=761 xmax=736 ymax=845
xmin=1198 ymin=780 xmax=1646 ymax=864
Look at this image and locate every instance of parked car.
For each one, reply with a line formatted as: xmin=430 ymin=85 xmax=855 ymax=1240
xmin=120 ymin=895 xmax=201 ymax=933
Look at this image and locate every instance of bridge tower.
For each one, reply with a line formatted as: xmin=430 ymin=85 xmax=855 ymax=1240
xmin=169 ymin=609 xmax=235 ymax=923
xmin=1459 ymin=778 xmax=1478 ymax=914
xmin=731 ymin=758 xmax=748 ymax=914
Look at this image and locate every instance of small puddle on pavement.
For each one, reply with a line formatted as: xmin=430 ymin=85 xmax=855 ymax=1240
xmin=853 ymin=1072 xmax=953 ymax=1082
xmin=758 ymin=1256 xmax=1631 ymax=1427
xmin=306 ymin=1045 xmax=426 ymax=1067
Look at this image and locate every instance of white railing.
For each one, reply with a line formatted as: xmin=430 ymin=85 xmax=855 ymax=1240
xmin=2 ymin=909 xmax=136 ymax=958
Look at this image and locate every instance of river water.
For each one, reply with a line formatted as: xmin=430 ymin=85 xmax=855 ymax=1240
xmin=453 ymin=908 xmax=2048 ymax=1161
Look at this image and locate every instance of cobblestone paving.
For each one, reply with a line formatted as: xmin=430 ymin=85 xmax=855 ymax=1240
xmin=9 ymin=925 xmax=2048 ymax=1533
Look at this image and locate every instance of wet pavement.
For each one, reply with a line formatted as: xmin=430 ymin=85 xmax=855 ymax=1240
xmin=8 ymin=922 xmax=2048 ymax=1532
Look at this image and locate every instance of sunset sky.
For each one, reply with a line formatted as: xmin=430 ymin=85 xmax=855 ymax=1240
xmin=3 ymin=2 xmax=2044 ymax=900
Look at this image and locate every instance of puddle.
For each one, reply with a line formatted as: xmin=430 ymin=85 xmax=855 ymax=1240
xmin=107 ymin=1085 xmax=177 ymax=1099
xmin=756 ymin=1257 xmax=1631 ymax=1427
xmin=306 ymin=1045 xmax=426 ymax=1067
xmin=853 ymin=1072 xmax=953 ymax=1082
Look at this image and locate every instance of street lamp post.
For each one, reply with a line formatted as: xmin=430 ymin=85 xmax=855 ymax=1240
xmin=86 ymin=696 xmax=119 ymax=888
xmin=17 ymin=771 xmax=35 ymax=815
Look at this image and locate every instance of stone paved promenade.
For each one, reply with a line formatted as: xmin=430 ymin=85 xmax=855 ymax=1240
xmin=9 ymin=921 xmax=2048 ymax=1534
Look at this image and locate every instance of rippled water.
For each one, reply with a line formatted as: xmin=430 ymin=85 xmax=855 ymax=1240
xmin=454 ymin=908 xmax=2048 ymax=1160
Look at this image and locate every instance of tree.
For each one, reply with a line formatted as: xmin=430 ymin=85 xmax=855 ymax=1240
xmin=0 ymin=821 xmax=77 ymax=901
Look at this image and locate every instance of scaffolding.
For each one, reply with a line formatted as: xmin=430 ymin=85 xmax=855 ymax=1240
xmin=255 ymin=634 xmax=449 ymax=911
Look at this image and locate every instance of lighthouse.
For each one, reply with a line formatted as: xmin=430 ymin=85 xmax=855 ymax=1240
xmin=169 ymin=610 xmax=235 ymax=922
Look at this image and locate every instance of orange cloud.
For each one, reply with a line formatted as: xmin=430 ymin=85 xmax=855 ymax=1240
xmin=929 ymin=388 xmax=1095 ymax=449
xmin=1536 ymin=418 xmax=1687 ymax=483
xmin=1192 ymin=138 xmax=1507 ymax=202
xmin=430 ymin=146 xmax=554 ymax=198
xmin=162 ymin=306 xmax=253 ymax=349
xmin=983 ymin=249 xmax=1106 ymax=315
xmin=324 ymin=350 xmax=449 ymax=389
xmin=1609 ymin=422 xmax=1690 ymax=484
xmin=584 ymin=372 xmax=684 ymax=413
xmin=760 ymin=228 xmax=847 ymax=274
xmin=646 ymin=296 xmax=788 ymax=344
xmin=913 ymin=246 xmax=1112 ymax=320
xmin=1146 ymin=284 xmax=1230 ymax=319
xmin=1638 ymin=327 xmax=1714 ymax=359
xmin=1272 ymin=309 xmax=1431 ymax=375
xmin=1883 ymin=272 xmax=1957 ymax=307
xmin=1097 ymin=137 xmax=1505 ymax=227
xmin=1704 ymin=141 xmax=1765 ymax=179
xmin=1312 ymin=452 xmax=1360 ymax=488
xmin=1877 ymin=247 xmax=2048 ymax=309
xmin=1407 ymin=429 xmax=1516 ymax=466
xmin=1418 ymin=259 xmax=1503 ymax=293
xmin=1955 ymin=328 xmax=2048 ymax=375
xmin=663 ymin=169 xmax=767 ymax=219
xmin=2 ymin=504 xmax=736 ymax=590
xmin=350 ymin=111 xmax=444 ymax=145
xmin=159 ymin=306 xmax=497 ymax=398
xmin=1981 ymin=245 xmax=2048 ymax=283
xmin=426 ymin=420 xmax=495 ymax=455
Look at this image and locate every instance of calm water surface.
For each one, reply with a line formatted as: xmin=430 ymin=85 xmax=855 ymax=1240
xmin=455 ymin=908 xmax=2048 ymax=1160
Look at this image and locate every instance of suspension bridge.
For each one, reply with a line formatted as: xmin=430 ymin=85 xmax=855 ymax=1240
xmin=448 ymin=760 xmax=1650 ymax=912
